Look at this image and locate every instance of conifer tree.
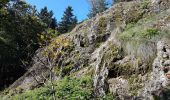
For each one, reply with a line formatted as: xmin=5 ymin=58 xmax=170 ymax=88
xmin=38 ymin=6 xmax=56 ymax=28
xmin=58 ymin=6 xmax=77 ymax=33
xmin=0 ymin=0 xmax=46 ymax=89
xmin=50 ymin=17 xmax=58 ymax=30
xmin=0 ymin=0 xmax=9 ymax=8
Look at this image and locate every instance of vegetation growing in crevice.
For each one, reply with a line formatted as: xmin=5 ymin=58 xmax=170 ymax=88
xmin=140 ymin=0 xmax=149 ymax=9
xmin=42 ymin=36 xmax=72 ymax=62
xmin=127 ymin=73 xmax=151 ymax=96
xmin=117 ymin=11 xmax=169 ymax=68
xmin=43 ymin=36 xmax=74 ymax=77
xmin=103 ymin=41 xmax=120 ymax=62
xmin=108 ymin=62 xmax=135 ymax=78
xmin=128 ymin=75 xmax=143 ymax=96
xmin=61 ymin=62 xmax=75 ymax=76
xmin=96 ymin=17 xmax=107 ymax=34
xmin=95 ymin=33 xmax=110 ymax=48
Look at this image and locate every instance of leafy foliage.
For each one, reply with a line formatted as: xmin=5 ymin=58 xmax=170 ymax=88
xmin=0 ymin=0 xmax=46 ymax=89
xmin=0 ymin=0 xmax=9 ymax=8
xmin=0 ymin=0 xmax=78 ymax=90
xmin=38 ymin=28 xmax=59 ymax=46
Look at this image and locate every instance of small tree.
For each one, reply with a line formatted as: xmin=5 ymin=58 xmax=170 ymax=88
xmin=87 ymin=0 xmax=108 ymax=18
xmin=50 ymin=17 xmax=58 ymax=30
xmin=0 ymin=0 xmax=47 ymax=89
xmin=38 ymin=6 xmax=57 ymax=29
xmin=58 ymin=6 xmax=77 ymax=33
xmin=21 ymin=33 xmax=61 ymax=100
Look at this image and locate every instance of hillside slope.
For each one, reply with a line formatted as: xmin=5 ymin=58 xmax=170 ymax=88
xmin=1 ymin=0 xmax=170 ymax=99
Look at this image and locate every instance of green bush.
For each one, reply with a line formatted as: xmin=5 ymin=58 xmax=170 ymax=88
xmin=55 ymin=76 xmax=93 ymax=100
xmin=11 ymin=87 xmax=53 ymax=100
xmin=9 ymin=75 xmax=93 ymax=100
xmin=3 ymin=74 xmax=116 ymax=100
xmin=141 ymin=0 xmax=149 ymax=9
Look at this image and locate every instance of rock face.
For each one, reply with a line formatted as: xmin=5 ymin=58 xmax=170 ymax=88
xmin=140 ymin=39 xmax=170 ymax=100
xmin=7 ymin=0 xmax=170 ymax=99
xmin=92 ymin=30 xmax=122 ymax=97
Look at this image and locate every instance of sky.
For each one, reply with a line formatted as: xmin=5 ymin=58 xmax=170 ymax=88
xmin=26 ymin=0 xmax=112 ymax=22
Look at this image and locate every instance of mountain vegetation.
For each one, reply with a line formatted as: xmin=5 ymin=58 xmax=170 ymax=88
xmin=0 ymin=0 xmax=77 ymax=91
xmin=58 ymin=6 xmax=78 ymax=33
xmin=1 ymin=0 xmax=170 ymax=100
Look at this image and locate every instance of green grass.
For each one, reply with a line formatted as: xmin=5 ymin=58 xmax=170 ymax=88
xmin=116 ymin=9 xmax=170 ymax=75
xmin=119 ymin=9 xmax=170 ymax=55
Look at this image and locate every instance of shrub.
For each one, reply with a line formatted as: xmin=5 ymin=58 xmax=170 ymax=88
xmin=141 ymin=0 xmax=149 ymax=9
xmin=9 ymin=75 xmax=93 ymax=100
xmin=55 ymin=76 xmax=93 ymax=99
xmin=128 ymin=75 xmax=143 ymax=96
xmin=39 ymin=28 xmax=59 ymax=47
xmin=96 ymin=17 xmax=107 ymax=34
xmin=61 ymin=62 xmax=74 ymax=76
xmin=11 ymin=87 xmax=53 ymax=100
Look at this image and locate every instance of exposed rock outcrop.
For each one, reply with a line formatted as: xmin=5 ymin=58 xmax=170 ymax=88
xmin=5 ymin=0 xmax=170 ymax=99
xmin=140 ymin=39 xmax=170 ymax=100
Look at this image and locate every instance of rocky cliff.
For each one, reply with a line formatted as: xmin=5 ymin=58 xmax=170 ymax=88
xmin=2 ymin=0 xmax=170 ymax=99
